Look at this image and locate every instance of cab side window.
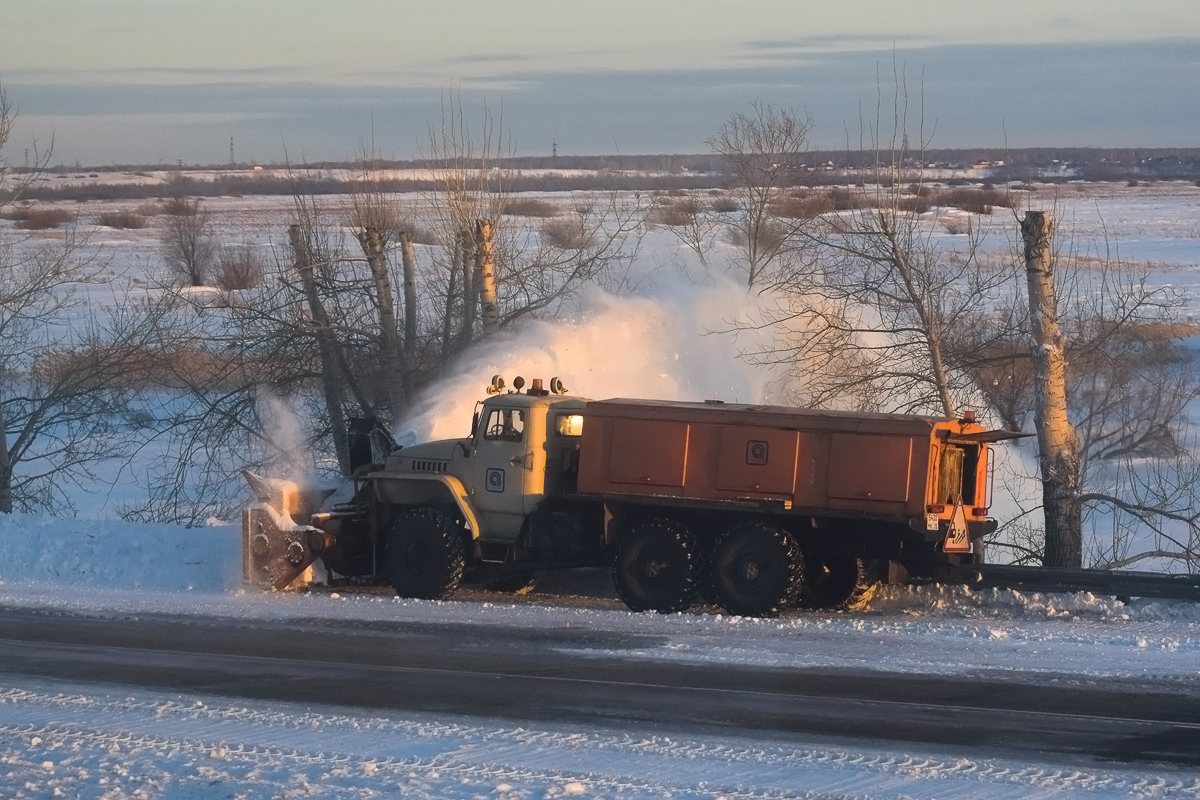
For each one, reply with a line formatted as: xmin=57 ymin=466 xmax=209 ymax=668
xmin=555 ymin=413 xmax=584 ymax=438
xmin=483 ymin=409 xmax=525 ymax=442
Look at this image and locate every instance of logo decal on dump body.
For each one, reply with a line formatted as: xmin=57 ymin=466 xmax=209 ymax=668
xmin=485 ymin=468 xmax=505 ymax=493
xmin=943 ymin=495 xmax=971 ymax=553
xmin=746 ymin=440 xmax=769 ymax=466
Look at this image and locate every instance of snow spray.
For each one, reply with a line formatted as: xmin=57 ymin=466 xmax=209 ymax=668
xmin=397 ymin=274 xmax=784 ymax=444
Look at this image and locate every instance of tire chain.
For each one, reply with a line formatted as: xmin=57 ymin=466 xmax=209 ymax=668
xmin=612 ymin=517 xmax=702 ymax=614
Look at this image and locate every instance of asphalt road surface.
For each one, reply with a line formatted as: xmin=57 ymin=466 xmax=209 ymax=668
xmin=0 ymin=605 xmax=1197 ymax=769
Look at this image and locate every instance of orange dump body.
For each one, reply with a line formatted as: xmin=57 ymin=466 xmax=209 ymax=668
xmin=576 ymin=399 xmax=994 ymax=525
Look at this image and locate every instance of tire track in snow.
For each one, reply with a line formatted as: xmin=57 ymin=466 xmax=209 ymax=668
xmin=2 ymin=686 xmax=1198 ymax=799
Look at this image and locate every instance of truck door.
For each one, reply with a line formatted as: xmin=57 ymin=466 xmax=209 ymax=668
xmin=472 ymin=406 xmax=531 ymax=541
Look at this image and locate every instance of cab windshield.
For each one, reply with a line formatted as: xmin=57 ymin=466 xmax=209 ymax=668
xmin=483 ymin=408 xmax=526 ymax=442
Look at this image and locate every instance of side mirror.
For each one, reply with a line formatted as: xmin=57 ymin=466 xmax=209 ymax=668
xmin=471 ymin=410 xmax=480 ymax=438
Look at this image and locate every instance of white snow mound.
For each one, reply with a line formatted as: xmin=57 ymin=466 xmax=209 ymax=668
xmin=0 ymin=513 xmax=241 ymax=592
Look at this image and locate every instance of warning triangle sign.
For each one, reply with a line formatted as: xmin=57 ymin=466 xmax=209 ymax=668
xmin=943 ymin=495 xmax=971 ymax=553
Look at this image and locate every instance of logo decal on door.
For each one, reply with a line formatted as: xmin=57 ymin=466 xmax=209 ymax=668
xmin=485 ymin=468 xmax=505 ymax=493
xmin=746 ymin=440 xmax=769 ymax=466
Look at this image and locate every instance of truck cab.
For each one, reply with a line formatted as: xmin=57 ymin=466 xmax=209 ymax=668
xmin=464 ymin=390 xmax=587 ymax=541
xmin=372 ymin=377 xmax=587 ymax=543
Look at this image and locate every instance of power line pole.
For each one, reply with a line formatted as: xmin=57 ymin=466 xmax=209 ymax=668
xmin=230 ymin=137 xmax=235 ymax=166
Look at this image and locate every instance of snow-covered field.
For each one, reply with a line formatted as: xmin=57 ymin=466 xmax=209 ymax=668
xmin=2 ymin=181 xmax=1200 ymax=797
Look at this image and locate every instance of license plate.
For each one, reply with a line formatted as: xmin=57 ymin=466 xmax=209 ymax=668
xmin=926 ymin=513 xmax=939 ymax=531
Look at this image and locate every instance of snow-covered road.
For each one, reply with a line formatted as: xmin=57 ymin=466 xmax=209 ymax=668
xmin=3 ymin=677 xmax=1198 ymax=800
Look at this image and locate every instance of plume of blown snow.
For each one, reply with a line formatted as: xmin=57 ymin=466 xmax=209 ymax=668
xmin=398 ymin=276 xmax=784 ymax=444
xmin=258 ymin=393 xmax=314 ymax=479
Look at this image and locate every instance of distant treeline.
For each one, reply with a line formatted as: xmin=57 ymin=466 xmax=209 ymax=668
xmin=6 ymin=147 xmax=1200 ymax=203
xmin=29 ymin=147 xmax=1200 ymax=174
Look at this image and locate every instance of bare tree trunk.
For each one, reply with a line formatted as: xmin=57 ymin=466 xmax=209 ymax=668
xmin=441 ymin=246 xmax=458 ymax=365
xmin=1022 ymin=211 xmax=1083 ymax=567
xmin=399 ymin=231 xmax=419 ymax=402
xmin=459 ymin=230 xmax=477 ymax=348
xmin=289 ymin=224 xmax=351 ymax=475
xmin=356 ymin=226 xmax=408 ymax=420
xmin=0 ymin=399 xmax=11 ymax=513
xmin=476 ymin=218 xmax=500 ymax=335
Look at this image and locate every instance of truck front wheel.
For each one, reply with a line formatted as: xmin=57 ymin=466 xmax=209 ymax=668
xmin=613 ymin=518 xmax=701 ymax=614
xmin=710 ymin=523 xmax=803 ymax=617
xmin=384 ymin=507 xmax=466 ymax=600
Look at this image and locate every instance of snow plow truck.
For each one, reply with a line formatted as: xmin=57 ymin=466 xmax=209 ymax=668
xmin=244 ymin=375 xmax=1025 ymax=616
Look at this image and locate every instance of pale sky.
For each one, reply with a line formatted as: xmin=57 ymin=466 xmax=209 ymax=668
xmin=2 ymin=1 xmax=1199 ymax=166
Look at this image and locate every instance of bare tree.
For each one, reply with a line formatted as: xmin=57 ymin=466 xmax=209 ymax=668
xmin=213 ymin=243 xmax=264 ymax=291
xmin=0 ymin=85 xmax=11 ymax=166
xmin=1021 ymin=211 xmax=1083 ymax=567
xmin=0 ymin=83 xmax=52 ymax=204
xmin=0 ymin=81 xmax=164 ymax=512
xmin=0 ymin=291 xmax=173 ymax=513
xmin=132 ymin=110 xmax=645 ymax=522
xmin=708 ymin=100 xmax=816 ymax=289
xmin=645 ymin=194 xmax=722 ymax=273
xmin=127 ymin=206 xmax=360 ymax=523
xmin=424 ymin=93 xmax=508 ymax=354
xmin=424 ymin=96 xmax=644 ymax=349
xmin=347 ymin=144 xmax=417 ymax=419
xmin=957 ymin=225 xmax=1200 ymax=570
xmin=160 ymin=198 xmax=217 ymax=286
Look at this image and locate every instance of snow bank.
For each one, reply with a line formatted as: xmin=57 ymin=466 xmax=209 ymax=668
xmin=0 ymin=514 xmax=241 ymax=592
xmin=867 ymin=581 xmax=1200 ymax=623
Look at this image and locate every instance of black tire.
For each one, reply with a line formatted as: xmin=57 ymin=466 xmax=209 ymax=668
xmin=384 ymin=507 xmax=466 ymax=600
xmin=797 ymin=554 xmax=871 ymax=611
xmin=613 ymin=518 xmax=701 ymax=614
xmin=709 ymin=523 xmax=803 ymax=617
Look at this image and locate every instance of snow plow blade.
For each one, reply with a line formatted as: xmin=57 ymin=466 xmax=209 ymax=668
xmin=241 ymin=470 xmax=335 ymax=590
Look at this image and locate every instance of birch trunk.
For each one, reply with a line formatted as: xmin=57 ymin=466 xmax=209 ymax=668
xmin=1021 ymin=211 xmax=1083 ymax=567
xmin=476 ymin=218 xmax=500 ymax=335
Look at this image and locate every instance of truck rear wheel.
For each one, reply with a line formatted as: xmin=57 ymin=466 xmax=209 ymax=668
xmin=384 ymin=507 xmax=465 ymax=600
xmin=613 ymin=518 xmax=701 ymax=614
xmin=709 ymin=523 xmax=803 ymax=617
xmin=797 ymin=555 xmax=871 ymax=611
